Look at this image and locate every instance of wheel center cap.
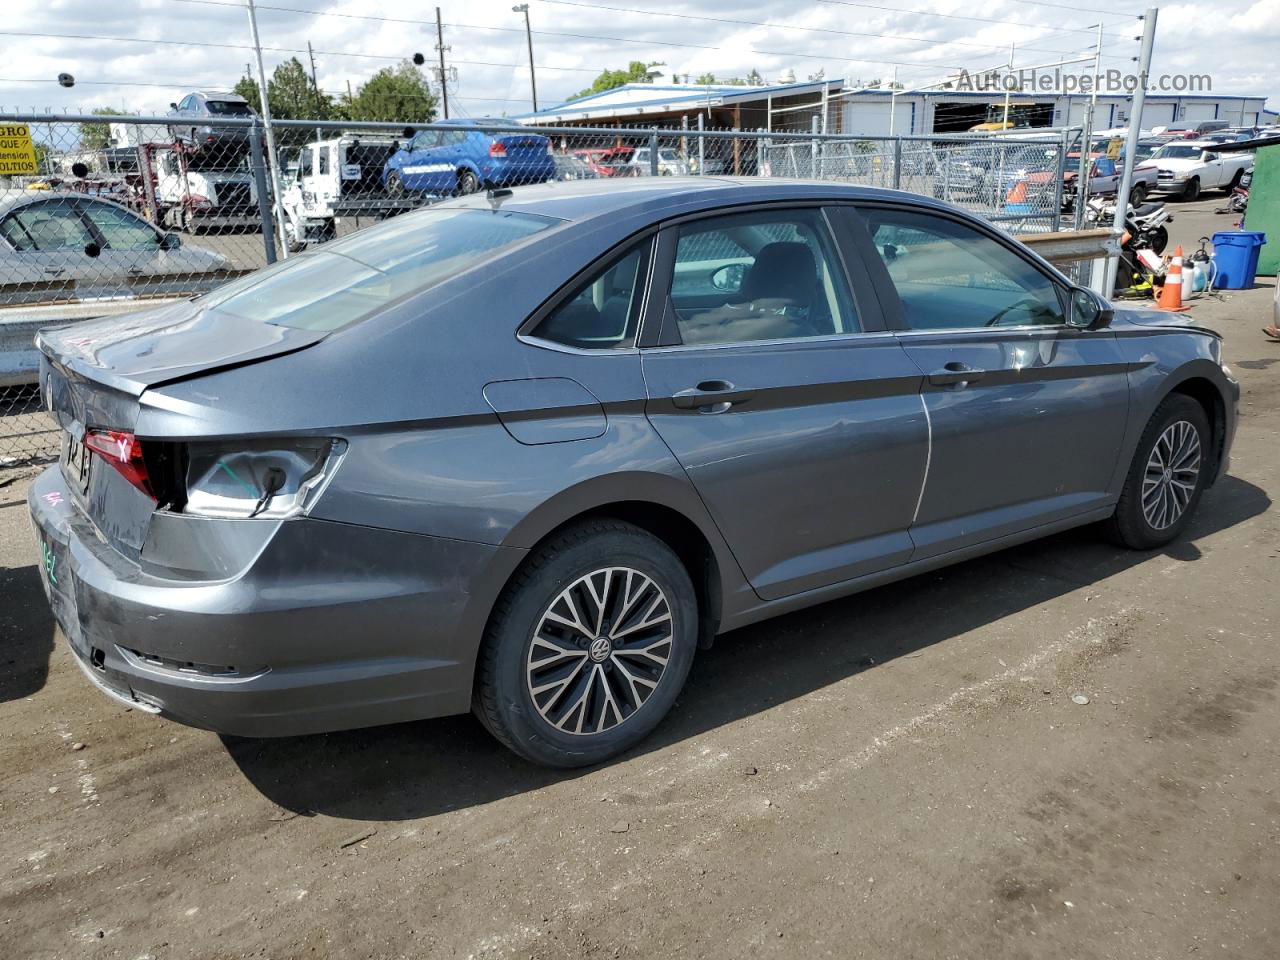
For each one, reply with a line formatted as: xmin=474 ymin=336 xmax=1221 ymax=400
xmin=588 ymin=637 xmax=613 ymax=663
xmin=1162 ymin=468 xmax=1172 ymax=484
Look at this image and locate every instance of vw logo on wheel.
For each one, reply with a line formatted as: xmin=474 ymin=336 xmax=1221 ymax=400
xmin=588 ymin=636 xmax=613 ymax=662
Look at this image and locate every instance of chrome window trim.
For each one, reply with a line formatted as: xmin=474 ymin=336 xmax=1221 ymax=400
xmin=640 ymin=330 xmax=900 ymax=354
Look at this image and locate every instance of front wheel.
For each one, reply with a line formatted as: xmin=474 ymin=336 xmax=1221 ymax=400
xmin=474 ymin=520 xmax=698 ymax=768
xmin=385 ymin=171 xmax=405 ymax=198
xmin=1129 ymin=182 xmax=1147 ymax=206
xmin=1106 ymin=394 xmax=1212 ymax=549
xmin=1182 ymin=177 xmax=1201 ymax=201
xmin=1149 ymin=225 xmax=1169 ymax=255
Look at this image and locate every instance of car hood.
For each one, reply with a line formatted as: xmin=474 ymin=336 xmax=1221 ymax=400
xmin=1111 ymin=305 xmax=1221 ymax=336
xmin=1151 ymin=157 xmax=1202 ymax=171
xmin=36 ymin=297 xmax=327 ymax=398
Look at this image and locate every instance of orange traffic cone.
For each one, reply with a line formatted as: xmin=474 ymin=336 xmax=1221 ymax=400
xmin=1005 ymin=179 xmax=1029 ymax=205
xmin=1156 ymin=245 xmax=1191 ymax=312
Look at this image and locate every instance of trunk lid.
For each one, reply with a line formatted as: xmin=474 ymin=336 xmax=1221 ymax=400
xmin=494 ymin=134 xmax=550 ymax=161
xmin=36 ymin=297 xmax=327 ymax=399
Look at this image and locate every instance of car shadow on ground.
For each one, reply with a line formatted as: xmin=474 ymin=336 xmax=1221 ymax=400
xmin=0 ymin=562 xmax=56 ymax=704
xmin=223 ymin=474 xmax=1270 ymax=821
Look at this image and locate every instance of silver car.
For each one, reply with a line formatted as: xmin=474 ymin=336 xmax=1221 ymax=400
xmin=0 ymin=194 xmax=231 ymax=307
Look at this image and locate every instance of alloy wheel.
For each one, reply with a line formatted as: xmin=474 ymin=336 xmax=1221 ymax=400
xmin=1142 ymin=419 xmax=1201 ymax=530
xmin=525 ymin=566 xmax=674 ymax=736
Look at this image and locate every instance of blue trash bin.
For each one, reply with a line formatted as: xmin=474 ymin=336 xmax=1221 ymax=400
xmin=1211 ymin=231 xmax=1267 ymax=290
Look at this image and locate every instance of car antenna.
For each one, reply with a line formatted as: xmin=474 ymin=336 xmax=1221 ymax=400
xmin=486 ymin=187 xmax=513 ymax=209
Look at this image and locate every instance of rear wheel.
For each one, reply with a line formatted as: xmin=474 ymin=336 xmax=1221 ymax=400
xmin=385 ymin=171 xmax=405 ymax=198
xmin=1228 ymin=168 xmax=1244 ymax=190
xmin=457 ymin=169 xmax=481 ymax=195
xmin=1106 ymin=394 xmax=1211 ymax=549
xmin=474 ymin=520 xmax=698 ymax=768
xmin=1182 ymin=177 xmax=1201 ymax=201
xmin=1149 ymin=225 xmax=1169 ymax=255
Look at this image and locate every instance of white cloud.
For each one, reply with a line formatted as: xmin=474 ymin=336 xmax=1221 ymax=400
xmin=0 ymin=0 xmax=1272 ymax=116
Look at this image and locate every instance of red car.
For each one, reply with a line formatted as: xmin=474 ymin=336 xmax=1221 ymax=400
xmin=573 ymin=146 xmax=637 ymax=178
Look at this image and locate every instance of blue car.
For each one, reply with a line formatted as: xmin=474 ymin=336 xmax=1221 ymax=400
xmin=383 ymin=120 xmax=556 ymax=196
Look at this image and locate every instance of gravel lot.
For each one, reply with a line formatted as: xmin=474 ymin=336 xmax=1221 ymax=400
xmin=1 ymin=196 xmax=1277 ymax=960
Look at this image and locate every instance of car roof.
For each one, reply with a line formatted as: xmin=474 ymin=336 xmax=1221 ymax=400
xmin=0 ymin=191 xmax=141 ymax=218
xmin=445 ymin=177 xmax=946 ymax=225
xmin=195 ymin=91 xmax=248 ymax=103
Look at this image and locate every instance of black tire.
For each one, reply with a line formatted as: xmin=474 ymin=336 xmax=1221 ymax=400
xmin=1105 ymin=394 xmax=1212 ymax=550
xmin=1129 ymin=182 xmax=1147 ymax=206
xmin=457 ymin=169 xmax=481 ymax=195
xmin=1182 ymin=177 xmax=1201 ymax=202
xmin=474 ymin=519 xmax=698 ymax=768
xmin=1149 ymin=225 xmax=1169 ymax=255
xmin=1228 ymin=168 xmax=1244 ymax=191
xmin=385 ymin=171 xmax=405 ymax=198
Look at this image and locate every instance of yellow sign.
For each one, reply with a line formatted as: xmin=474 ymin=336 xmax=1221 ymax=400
xmin=1106 ymin=137 xmax=1123 ymax=160
xmin=0 ymin=124 xmax=39 ymax=175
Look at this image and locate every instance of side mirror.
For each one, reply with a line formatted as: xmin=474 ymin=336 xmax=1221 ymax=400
xmin=1068 ymin=286 xmax=1113 ymax=330
xmin=159 ymin=232 xmax=182 ymax=251
xmin=711 ymin=263 xmax=746 ymax=292
xmin=169 ymin=102 xmax=178 ymax=110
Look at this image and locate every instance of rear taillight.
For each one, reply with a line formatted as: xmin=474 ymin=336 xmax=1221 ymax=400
xmin=83 ymin=429 xmax=154 ymax=499
xmin=489 ymin=141 xmax=507 ymax=157
xmin=181 ymin=439 xmax=346 ymax=519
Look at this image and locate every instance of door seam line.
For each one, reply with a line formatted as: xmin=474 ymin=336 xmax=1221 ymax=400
xmin=911 ymin=395 xmax=932 ymax=525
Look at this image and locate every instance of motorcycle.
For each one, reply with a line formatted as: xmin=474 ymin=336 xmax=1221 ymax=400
xmin=1229 ymin=166 xmax=1251 ymax=214
xmin=1085 ymin=195 xmax=1171 ymax=255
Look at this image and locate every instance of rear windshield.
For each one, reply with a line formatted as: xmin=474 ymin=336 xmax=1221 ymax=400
xmin=206 ymin=100 xmax=253 ymax=116
xmin=197 ymin=208 xmax=556 ymax=331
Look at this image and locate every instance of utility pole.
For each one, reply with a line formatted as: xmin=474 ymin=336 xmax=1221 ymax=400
xmin=1073 ymin=22 xmax=1105 ymax=230
xmin=1001 ymin=42 xmax=1015 ymax=129
xmin=435 ymin=8 xmax=449 ymax=119
xmin=244 ymin=0 xmax=289 ymax=259
xmin=306 ymin=41 xmax=322 ymax=143
xmin=513 ymin=4 xmax=538 ymax=112
xmin=1104 ymin=7 xmax=1158 ymax=295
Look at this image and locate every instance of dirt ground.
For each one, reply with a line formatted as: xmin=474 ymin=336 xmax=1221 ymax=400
xmin=1 ymin=196 xmax=1277 ymax=960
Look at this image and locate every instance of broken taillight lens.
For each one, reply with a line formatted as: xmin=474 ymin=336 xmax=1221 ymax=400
xmin=83 ymin=429 xmax=154 ymax=499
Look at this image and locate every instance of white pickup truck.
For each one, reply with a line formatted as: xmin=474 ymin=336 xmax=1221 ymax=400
xmin=1144 ymin=140 xmax=1253 ymax=201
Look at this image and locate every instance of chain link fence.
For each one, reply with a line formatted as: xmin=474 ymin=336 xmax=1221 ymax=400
xmin=0 ymin=113 xmax=1079 ymax=467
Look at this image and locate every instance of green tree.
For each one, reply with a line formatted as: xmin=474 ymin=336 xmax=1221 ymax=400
xmin=570 ymin=61 xmax=664 ymax=101
xmin=234 ymin=58 xmax=333 ymax=122
xmin=79 ymin=106 xmax=136 ymax=150
xmin=694 ymin=72 xmax=717 ymax=85
xmin=338 ymin=61 xmax=437 ymax=123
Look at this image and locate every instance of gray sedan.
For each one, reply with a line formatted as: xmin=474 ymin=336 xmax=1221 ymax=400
xmin=28 ymin=178 xmax=1238 ymax=767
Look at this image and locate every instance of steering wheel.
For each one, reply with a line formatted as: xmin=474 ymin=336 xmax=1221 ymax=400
xmin=985 ymin=296 xmax=1043 ymax=327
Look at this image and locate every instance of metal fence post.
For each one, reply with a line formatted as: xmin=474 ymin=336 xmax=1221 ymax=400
xmin=893 ymin=136 xmax=903 ymax=190
xmin=248 ymin=122 xmax=278 ymax=265
xmin=1052 ymin=127 xmax=1070 ymax=232
xmin=649 ymin=128 xmax=659 ymax=177
xmin=810 ymin=116 xmax=819 ymax=178
xmin=697 ymin=114 xmax=705 ymax=175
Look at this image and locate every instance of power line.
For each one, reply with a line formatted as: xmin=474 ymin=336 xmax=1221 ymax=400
xmin=0 ymin=76 xmax=529 ymax=104
xmin=534 ymin=0 xmax=1134 ymax=61
xmin=816 ymin=0 xmax=1136 ymax=34
xmin=0 ymin=29 xmax=599 ymax=72
xmin=167 ymin=0 xmax=976 ymax=73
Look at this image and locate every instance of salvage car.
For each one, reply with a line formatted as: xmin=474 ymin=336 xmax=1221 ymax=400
xmin=0 ymin=193 xmax=232 ymax=307
xmin=166 ymin=91 xmax=255 ymax=156
xmin=382 ymin=119 xmax=555 ymax=196
xmin=1147 ymin=140 xmax=1254 ymax=200
xmin=29 ymin=178 xmax=1238 ymax=767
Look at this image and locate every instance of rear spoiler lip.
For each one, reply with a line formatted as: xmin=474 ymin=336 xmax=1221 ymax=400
xmin=35 ymin=325 xmax=328 ymax=400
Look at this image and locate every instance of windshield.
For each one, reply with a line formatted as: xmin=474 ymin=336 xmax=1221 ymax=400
xmin=197 ymin=208 xmax=557 ymax=331
xmin=1151 ymin=144 xmax=1204 ymax=160
xmin=206 ymin=100 xmax=253 ymax=116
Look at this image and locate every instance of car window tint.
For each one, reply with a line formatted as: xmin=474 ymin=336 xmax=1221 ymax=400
xmin=529 ymin=241 xmax=650 ymax=350
xmin=80 ymin=203 xmax=159 ymax=250
xmin=667 ymin=209 xmax=857 ymax=345
xmin=318 ymin=148 xmax=330 ymax=176
xmin=198 ymin=208 xmax=556 ymax=331
xmin=863 ymin=209 xmax=1064 ymax=330
xmin=206 ymin=100 xmax=252 ymax=116
xmin=5 ymin=203 xmax=94 ymax=251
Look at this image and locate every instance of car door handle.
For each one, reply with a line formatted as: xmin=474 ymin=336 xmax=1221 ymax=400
xmin=928 ymin=362 xmax=987 ymax=387
xmin=671 ymin=380 xmax=753 ymax=412
xmin=44 ymin=268 xmax=65 ymax=276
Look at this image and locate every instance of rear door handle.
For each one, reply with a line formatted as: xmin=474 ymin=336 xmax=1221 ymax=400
xmin=44 ymin=268 xmax=65 ymax=276
xmin=671 ymin=380 xmax=754 ymax=412
xmin=928 ymin=362 xmax=987 ymax=387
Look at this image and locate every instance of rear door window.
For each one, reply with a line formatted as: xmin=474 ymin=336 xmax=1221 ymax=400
xmin=1 ymin=203 xmax=94 ymax=251
xmin=665 ymin=209 xmax=857 ymax=345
